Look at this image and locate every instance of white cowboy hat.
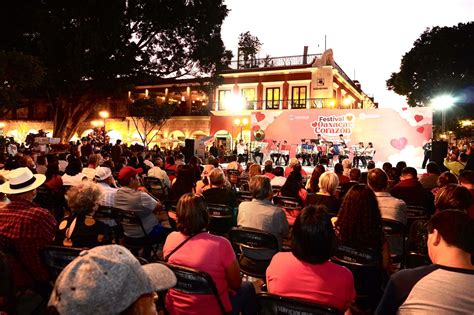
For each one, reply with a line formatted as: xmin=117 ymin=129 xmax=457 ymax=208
xmin=0 ymin=167 xmax=46 ymax=194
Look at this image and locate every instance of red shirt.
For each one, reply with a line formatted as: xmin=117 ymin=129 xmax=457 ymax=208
xmin=0 ymin=198 xmax=56 ymax=286
xmin=284 ymin=166 xmax=307 ymax=178
xmin=267 ymin=252 xmax=355 ymax=311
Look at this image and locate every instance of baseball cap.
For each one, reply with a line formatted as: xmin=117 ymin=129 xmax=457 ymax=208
xmin=94 ymin=166 xmax=112 ymax=181
xmin=48 ymin=245 xmax=176 ymax=315
xmin=118 ymin=166 xmax=143 ymax=181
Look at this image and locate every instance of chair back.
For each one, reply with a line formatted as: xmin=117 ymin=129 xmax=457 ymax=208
xmin=382 ymin=219 xmax=406 ymax=267
xmin=160 ymin=262 xmax=227 ymax=315
xmin=40 ymin=245 xmax=84 ymax=279
xmin=405 ymin=219 xmax=431 ymax=268
xmin=114 ymin=208 xmax=148 ymax=238
xmin=271 ymin=185 xmax=282 ymax=194
xmin=273 ymin=196 xmax=302 ymax=209
xmin=94 ymin=205 xmax=119 ymax=220
xmin=228 ymin=227 xmax=279 ymax=278
xmin=237 ymin=191 xmax=253 ymax=203
xmin=257 ymin=293 xmax=342 ymax=315
xmin=144 ymin=176 xmax=167 ymax=199
xmin=332 ymin=245 xmax=385 ymax=311
xmin=207 ymin=203 xmax=234 ymax=235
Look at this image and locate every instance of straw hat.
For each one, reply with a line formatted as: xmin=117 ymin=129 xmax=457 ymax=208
xmin=0 ymin=167 xmax=46 ymax=194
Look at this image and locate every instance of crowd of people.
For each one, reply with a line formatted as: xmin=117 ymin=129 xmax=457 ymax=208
xmin=0 ymin=135 xmax=473 ymax=314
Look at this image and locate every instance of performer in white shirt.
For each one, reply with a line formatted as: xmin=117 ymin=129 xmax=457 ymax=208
xmin=236 ymin=139 xmax=248 ymax=163
xmin=364 ymin=142 xmax=375 ymax=164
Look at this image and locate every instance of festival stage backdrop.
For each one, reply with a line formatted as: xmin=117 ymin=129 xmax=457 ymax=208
xmin=250 ymin=108 xmax=432 ymax=167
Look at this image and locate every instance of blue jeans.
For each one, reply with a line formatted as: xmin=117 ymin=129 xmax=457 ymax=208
xmin=230 ymin=281 xmax=257 ymax=315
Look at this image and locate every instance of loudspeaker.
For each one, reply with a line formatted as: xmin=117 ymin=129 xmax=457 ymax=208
xmin=431 ymin=140 xmax=448 ymax=171
xmin=184 ymin=139 xmax=195 ymax=163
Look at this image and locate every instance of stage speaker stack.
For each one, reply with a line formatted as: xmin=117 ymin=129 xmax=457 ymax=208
xmin=431 ymin=140 xmax=448 ymax=171
xmin=184 ymin=139 xmax=195 ymax=163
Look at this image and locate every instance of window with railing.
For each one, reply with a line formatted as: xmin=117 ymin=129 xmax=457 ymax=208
xmin=218 ymin=89 xmax=231 ymax=110
xmin=241 ymin=88 xmax=256 ymax=110
xmin=291 ymin=86 xmax=307 ymax=109
xmin=265 ymin=87 xmax=280 ymax=110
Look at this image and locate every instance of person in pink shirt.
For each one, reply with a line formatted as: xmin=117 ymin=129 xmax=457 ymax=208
xmin=284 ymin=158 xmax=307 ymax=177
xmin=163 ymin=193 xmax=256 ymax=315
xmin=266 ymin=205 xmax=355 ymax=313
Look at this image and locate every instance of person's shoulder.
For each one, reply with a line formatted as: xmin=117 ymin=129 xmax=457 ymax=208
xmin=391 ymin=264 xmax=439 ymax=285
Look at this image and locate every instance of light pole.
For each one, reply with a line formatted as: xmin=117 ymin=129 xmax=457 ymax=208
xmin=431 ymin=95 xmax=455 ymax=136
xmin=233 ymin=117 xmax=249 ymax=142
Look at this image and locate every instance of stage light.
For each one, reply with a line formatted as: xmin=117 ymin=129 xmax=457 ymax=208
xmin=430 ymin=95 xmax=455 ymax=110
xmin=99 ymin=111 xmax=109 ymax=119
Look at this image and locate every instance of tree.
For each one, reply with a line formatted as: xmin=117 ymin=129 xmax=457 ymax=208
xmin=129 ymin=98 xmax=175 ymax=149
xmin=387 ymin=22 xmax=474 ymax=107
xmin=0 ymin=51 xmax=44 ymax=116
xmin=238 ymin=31 xmax=262 ymax=68
xmin=0 ymin=1 xmax=230 ymax=142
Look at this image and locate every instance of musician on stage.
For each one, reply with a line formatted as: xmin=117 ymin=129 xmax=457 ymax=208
xmin=236 ymin=139 xmax=248 ymax=164
xmin=297 ymin=139 xmax=310 ymax=166
xmin=270 ymin=140 xmax=281 ymax=165
xmin=353 ymin=142 xmax=366 ymax=168
xmin=280 ymin=140 xmax=290 ymax=166
xmin=252 ymin=145 xmax=264 ymax=165
xmin=364 ymin=142 xmax=375 ymax=164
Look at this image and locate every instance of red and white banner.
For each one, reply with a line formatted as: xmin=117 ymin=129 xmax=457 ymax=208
xmin=250 ymin=108 xmax=432 ymax=167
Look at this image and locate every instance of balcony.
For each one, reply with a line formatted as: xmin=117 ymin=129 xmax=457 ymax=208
xmin=227 ymin=54 xmax=321 ymax=70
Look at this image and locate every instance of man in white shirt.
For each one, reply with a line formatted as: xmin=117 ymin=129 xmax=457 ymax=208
xmin=236 ymin=139 xmax=247 ymax=163
xmin=82 ymin=154 xmax=101 ymax=180
xmin=94 ymin=166 xmax=118 ymax=207
xmin=147 ymin=157 xmax=171 ymax=189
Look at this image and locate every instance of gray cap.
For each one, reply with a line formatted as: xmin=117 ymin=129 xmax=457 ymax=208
xmin=48 ymin=245 xmax=176 ymax=315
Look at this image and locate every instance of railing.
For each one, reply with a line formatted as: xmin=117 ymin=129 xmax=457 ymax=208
xmin=212 ymin=97 xmax=359 ymax=111
xmin=227 ymin=54 xmax=321 ymax=70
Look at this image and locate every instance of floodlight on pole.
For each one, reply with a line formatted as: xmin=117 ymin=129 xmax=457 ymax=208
xmin=430 ymin=95 xmax=455 ymax=135
xmin=99 ymin=110 xmax=109 ymax=132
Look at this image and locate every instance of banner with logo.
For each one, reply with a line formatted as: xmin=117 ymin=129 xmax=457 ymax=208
xmin=250 ymin=108 xmax=432 ymax=167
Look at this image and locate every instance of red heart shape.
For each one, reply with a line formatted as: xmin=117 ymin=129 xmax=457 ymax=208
xmin=251 ymin=125 xmax=260 ymax=132
xmin=414 ymin=115 xmax=423 ymax=122
xmin=255 ymin=112 xmax=265 ymax=122
xmin=311 ymin=121 xmax=318 ymax=127
xmin=402 ymin=107 xmax=408 ymax=111
xmin=390 ymin=138 xmax=407 ymax=151
xmin=416 ymin=126 xmax=424 ymax=133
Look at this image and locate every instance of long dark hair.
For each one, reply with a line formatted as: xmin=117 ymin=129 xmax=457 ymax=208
xmin=335 ymin=184 xmax=384 ymax=251
xmin=280 ymin=166 xmax=304 ymax=203
xmin=169 ymin=165 xmax=196 ymax=203
xmin=309 ymin=164 xmax=325 ymax=193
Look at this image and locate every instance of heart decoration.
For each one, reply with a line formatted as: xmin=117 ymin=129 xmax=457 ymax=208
xmin=311 ymin=121 xmax=318 ymax=127
xmin=255 ymin=112 xmax=265 ymax=122
xmin=390 ymin=137 xmax=407 ymax=151
xmin=414 ymin=115 xmax=423 ymax=123
xmin=251 ymin=125 xmax=260 ymax=132
xmin=345 ymin=114 xmax=354 ymax=121
xmin=416 ymin=126 xmax=424 ymax=133
xmin=402 ymin=107 xmax=408 ymax=111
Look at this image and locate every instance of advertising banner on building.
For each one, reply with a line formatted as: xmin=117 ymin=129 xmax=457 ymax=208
xmin=250 ymin=108 xmax=432 ymax=167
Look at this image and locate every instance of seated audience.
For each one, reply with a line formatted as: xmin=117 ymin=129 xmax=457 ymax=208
xmin=168 ymin=165 xmax=196 ymax=205
xmin=376 ymin=210 xmax=474 ymax=314
xmin=444 ymin=152 xmax=467 ymax=176
xmin=339 ymin=168 xmax=361 ymax=199
xmin=368 ymin=168 xmax=407 ymax=225
xmin=82 ymin=154 xmax=101 ymax=180
xmin=306 ymin=164 xmax=326 ymax=193
xmin=270 ymin=166 xmax=286 ymax=187
xmin=48 ymin=244 xmax=177 ymax=315
xmin=54 ymin=181 xmax=111 ymax=248
xmin=278 ymin=165 xmax=308 ymax=225
xmin=285 ymin=158 xmax=307 ymax=177
xmin=262 ymin=164 xmax=275 ymax=180
xmin=238 ymin=176 xmax=289 ymax=253
xmin=434 ymin=183 xmax=472 ymax=212
xmin=342 ymin=158 xmax=352 ymax=177
xmin=227 ymin=155 xmax=243 ymax=173
xmin=248 ymin=163 xmax=261 ymax=178
xmin=195 ymin=164 xmax=214 ymax=193
xmin=164 ymin=156 xmax=178 ymax=181
xmin=163 ymin=193 xmax=256 ymax=315
xmin=431 ymin=171 xmax=458 ymax=195
xmin=390 ymin=167 xmax=435 ymax=215
xmin=334 ymin=162 xmax=350 ymax=185
xmin=0 ymin=167 xmax=56 ymax=297
xmin=94 ymin=166 xmax=118 ymax=207
xmin=458 ymin=171 xmax=474 ymax=218
xmin=307 ymin=171 xmax=340 ymax=215
xmin=419 ymin=162 xmax=441 ymax=190
xmin=202 ymin=168 xmax=238 ymax=210
xmin=267 ymin=205 xmax=355 ymax=313
xmin=148 ymin=157 xmax=171 ymax=189
xmin=61 ymin=157 xmax=87 ymax=187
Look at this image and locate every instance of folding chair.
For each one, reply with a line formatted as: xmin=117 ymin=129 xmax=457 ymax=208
xmin=382 ymin=219 xmax=406 ymax=268
xmin=406 ymin=206 xmax=429 ymax=231
xmin=257 ymin=292 xmax=342 ymax=315
xmin=237 ymin=191 xmax=253 ymax=203
xmin=331 ymin=245 xmax=386 ymax=312
xmin=144 ymin=176 xmax=168 ymax=200
xmin=228 ymin=227 xmax=279 ymax=279
xmin=226 ymin=169 xmax=241 ymax=187
xmin=114 ymin=209 xmax=163 ymax=260
xmin=271 ymin=185 xmax=282 ymax=194
xmin=40 ymin=245 xmax=84 ymax=279
xmin=207 ymin=203 xmax=235 ymax=236
xmin=94 ymin=206 xmax=123 ymax=244
xmin=273 ymin=196 xmax=303 ymax=226
xmin=159 ymin=262 xmax=227 ymax=315
xmin=405 ymin=219 xmax=431 ymax=268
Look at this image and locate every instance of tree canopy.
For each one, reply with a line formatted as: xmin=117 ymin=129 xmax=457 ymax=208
xmin=0 ymin=0 xmax=231 ymax=141
xmin=387 ymin=22 xmax=474 ymax=107
xmin=238 ymin=31 xmax=262 ymax=68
